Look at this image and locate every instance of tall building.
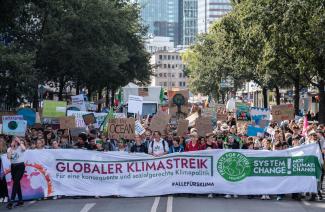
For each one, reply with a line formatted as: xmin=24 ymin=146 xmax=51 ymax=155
xmin=179 ymin=0 xmax=198 ymax=46
xmin=136 ymin=0 xmax=180 ymax=46
xmin=151 ymin=50 xmax=188 ymax=90
xmin=198 ymin=0 xmax=232 ymax=34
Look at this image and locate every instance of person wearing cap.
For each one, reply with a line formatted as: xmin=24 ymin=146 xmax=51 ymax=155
xmin=185 ymin=132 xmax=201 ymax=152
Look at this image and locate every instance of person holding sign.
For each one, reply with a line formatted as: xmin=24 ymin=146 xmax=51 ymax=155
xmin=148 ymin=131 xmax=169 ymax=157
xmin=6 ymin=137 xmax=26 ymax=209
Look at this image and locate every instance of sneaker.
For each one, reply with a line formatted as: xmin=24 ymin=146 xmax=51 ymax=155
xmin=233 ymin=195 xmax=238 ymax=199
xmin=276 ymin=196 xmax=282 ymax=201
xmin=3 ymin=197 xmax=8 ymax=203
xmin=6 ymin=203 xmax=13 ymax=209
xmin=52 ymin=196 xmax=58 ymax=200
xmin=208 ymin=194 xmax=213 ymax=199
xmin=265 ymin=195 xmax=271 ymax=200
xmin=261 ymin=195 xmax=266 ymax=200
xmin=224 ymin=194 xmax=231 ymax=199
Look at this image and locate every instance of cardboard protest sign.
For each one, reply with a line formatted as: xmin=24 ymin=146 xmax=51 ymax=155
xmin=195 ymin=116 xmax=213 ymax=137
xmin=168 ymin=90 xmax=189 ymax=118
xmin=59 ymin=117 xmax=76 ymax=129
xmin=71 ymin=94 xmax=86 ymax=111
xmin=271 ymin=104 xmax=294 ymax=121
xmin=108 ymin=118 xmax=135 ymax=140
xmin=43 ymin=100 xmax=67 ymax=117
xmin=250 ymin=107 xmax=270 ymax=125
xmin=176 ymin=119 xmax=189 ymax=136
xmin=216 ymin=104 xmax=227 ymax=121
xmin=128 ymin=95 xmax=143 ymax=115
xmin=2 ymin=116 xmax=27 ymax=136
xmin=186 ymin=112 xmax=199 ymax=127
xmin=235 ymin=102 xmax=251 ymax=121
xmin=82 ymin=113 xmax=96 ymax=126
xmin=149 ymin=111 xmax=171 ymax=134
xmin=135 ymin=120 xmax=146 ymax=135
xmin=247 ymin=125 xmax=265 ymax=137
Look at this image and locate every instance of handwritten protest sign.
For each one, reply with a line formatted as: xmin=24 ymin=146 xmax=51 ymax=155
xmin=216 ymin=104 xmax=227 ymax=121
xmin=250 ymin=107 xmax=270 ymax=125
xmin=176 ymin=119 xmax=189 ymax=136
xmin=135 ymin=120 xmax=146 ymax=135
xmin=2 ymin=116 xmax=27 ymax=136
xmin=59 ymin=117 xmax=76 ymax=129
xmin=71 ymin=94 xmax=86 ymax=111
xmin=168 ymin=90 xmax=189 ymax=117
xmin=235 ymin=102 xmax=251 ymax=121
xmin=195 ymin=116 xmax=213 ymax=137
xmin=149 ymin=112 xmax=171 ymax=134
xmin=82 ymin=113 xmax=96 ymax=126
xmin=128 ymin=95 xmax=143 ymax=115
xmin=108 ymin=118 xmax=135 ymax=140
xmin=43 ymin=100 xmax=67 ymax=118
xmin=271 ymin=104 xmax=294 ymax=121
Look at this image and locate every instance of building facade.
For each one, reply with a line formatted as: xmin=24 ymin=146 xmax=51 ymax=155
xmin=198 ymin=0 xmax=232 ymax=34
xmin=136 ymin=0 xmax=180 ymax=46
xmin=179 ymin=0 xmax=198 ymax=46
xmin=151 ymin=51 xmax=188 ymax=90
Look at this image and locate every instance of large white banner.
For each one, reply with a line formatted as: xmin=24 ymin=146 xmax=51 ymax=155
xmin=1 ymin=144 xmax=322 ymax=200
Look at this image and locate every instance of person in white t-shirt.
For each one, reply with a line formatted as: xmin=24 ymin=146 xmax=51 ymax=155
xmin=6 ymin=137 xmax=26 ymax=209
xmin=148 ymin=131 xmax=169 ymax=157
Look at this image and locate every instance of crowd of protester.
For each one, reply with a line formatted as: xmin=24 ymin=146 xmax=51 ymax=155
xmin=0 ymin=115 xmax=324 ymax=205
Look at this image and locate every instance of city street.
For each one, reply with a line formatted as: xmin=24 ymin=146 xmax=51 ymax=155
xmin=0 ymin=195 xmax=324 ymax=212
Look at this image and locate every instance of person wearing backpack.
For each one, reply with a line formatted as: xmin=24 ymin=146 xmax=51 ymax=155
xmin=148 ymin=131 xmax=169 ymax=157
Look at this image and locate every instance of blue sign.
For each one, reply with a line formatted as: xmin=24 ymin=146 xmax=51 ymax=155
xmin=247 ymin=125 xmax=265 ymax=137
xmin=17 ymin=108 xmax=36 ymax=126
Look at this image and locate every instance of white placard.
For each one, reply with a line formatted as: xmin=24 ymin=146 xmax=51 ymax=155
xmin=71 ymin=94 xmax=87 ymax=111
xmin=128 ymin=95 xmax=143 ymax=115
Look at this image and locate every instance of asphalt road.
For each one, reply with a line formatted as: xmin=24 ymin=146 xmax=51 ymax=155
xmin=0 ymin=195 xmax=324 ymax=212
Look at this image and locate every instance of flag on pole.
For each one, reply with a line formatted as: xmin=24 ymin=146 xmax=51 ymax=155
xmin=101 ymin=107 xmax=115 ymax=133
xmin=159 ymin=87 xmax=164 ymax=105
xmin=117 ymin=88 xmax=123 ymax=105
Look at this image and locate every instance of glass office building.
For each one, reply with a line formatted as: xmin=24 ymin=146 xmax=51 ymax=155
xmin=198 ymin=0 xmax=232 ymax=34
xmin=136 ymin=0 xmax=180 ymax=46
xmin=179 ymin=0 xmax=198 ymax=46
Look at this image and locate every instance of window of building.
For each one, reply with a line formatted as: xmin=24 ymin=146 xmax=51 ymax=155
xmin=159 ymin=73 xmax=163 ymax=77
xmin=172 ymin=65 xmax=174 ymax=68
xmin=172 ymin=74 xmax=175 ymax=77
xmin=164 ymin=73 xmax=167 ymax=77
xmin=176 ymin=55 xmax=179 ymax=60
xmin=164 ymin=82 xmax=167 ymax=87
xmin=159 ymin=82 xmax=163 ymax=86
xmin=168 ymin=55 xmax=171 ymax=60
xmin=168 ymin=64 xmax=170 ymax=68
xmin=183 ymin=82 xmax=186 ymax=87
xmin=163 ymin=64 xmax=167 ymax=68
xmin=172 ymin=55 xmax=174 ymax=60
xmin=168 ymin=73 xmax=171 ymax=77
xmin=179 ymin=73 xmax=182 ymax=78
xmin=172 ymin=82 xmax=175 ymax=87
xmin=159 ymin=55 xmax=162 ymax=60
xmin=179 ymin=81 xmax=182 ymax=87
xmin=163 ymin=55 xmax=167 ymax=60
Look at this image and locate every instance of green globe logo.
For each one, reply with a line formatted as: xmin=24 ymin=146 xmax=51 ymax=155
xmin=8 ymin=121 xmax=18 ymax=130
xmin=217 ymin=152 xmax=250 ymax=182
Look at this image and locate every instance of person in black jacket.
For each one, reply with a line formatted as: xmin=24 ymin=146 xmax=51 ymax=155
xmin=130 ymin=135 xmax=147 ymax=153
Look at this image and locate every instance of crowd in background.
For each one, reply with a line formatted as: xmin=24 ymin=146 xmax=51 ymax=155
xmin=0 ymin=115 xmax=324 ymax=202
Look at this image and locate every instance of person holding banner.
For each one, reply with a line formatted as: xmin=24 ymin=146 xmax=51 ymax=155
xmin=130 ymin=135 xmax=148 ymax=153
xmin=6 ymin=137 xmax=26 ymax=209
xmin=148 ymin=131 xmax=169 ymax=157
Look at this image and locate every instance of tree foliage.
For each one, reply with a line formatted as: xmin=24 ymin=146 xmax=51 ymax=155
xmin=0 ymin=0 xmax=151 ymax=108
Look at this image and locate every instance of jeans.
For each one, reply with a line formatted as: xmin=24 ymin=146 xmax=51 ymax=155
xmin=10 ymin=163 xmax=25 ymax=202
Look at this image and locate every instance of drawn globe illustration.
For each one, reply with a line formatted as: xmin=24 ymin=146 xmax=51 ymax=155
xmin=8 ymin=121 xmax=18 ymax=130
xmin=223 ymin=158 xmax=246 ymax=177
